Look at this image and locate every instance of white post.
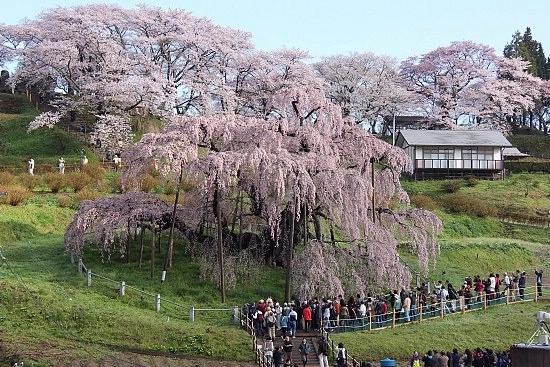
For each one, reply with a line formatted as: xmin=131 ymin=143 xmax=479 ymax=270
xmin=78 ymin=258 xmax=83 ymax=273
xmin=233 ymin=306 xmax=239 ymax=325
xmin=392 ymin=114 xmax=396 ymax=146
xmin=120 ymin=281 xmax=125 ymax=296
xmin=86 ymin=269 xmax=92 ymax=287
xmin=155 ymin=294 xmax=161 ymax=312
xmin=190 ymin=306 xmax=195 ymax=322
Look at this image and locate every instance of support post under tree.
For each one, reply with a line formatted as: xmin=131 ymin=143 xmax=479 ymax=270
xmin=164 ymin=162 xmax=184 ymax=273
xmin=284 ymin=195 xmax=296 ymax=303
xmin=150 ymin=215 xmax=155 ymax=278
xmin=371 ymin=157 xmax=376 ymax=223
xmin=216 ymin=183 xmax=226 ymax=303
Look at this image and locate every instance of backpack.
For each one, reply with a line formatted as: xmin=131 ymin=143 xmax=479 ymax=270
xmin=289 ymin=313 xmax=297 ymax=322
xmin=412 ymin=360 xmax=421 ymax=367
xmin=257 ymin=312 xmax=264 ymax=323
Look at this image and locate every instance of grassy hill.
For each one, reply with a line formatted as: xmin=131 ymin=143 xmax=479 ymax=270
xmin=1 ymin=93 xmax=550 ymax=366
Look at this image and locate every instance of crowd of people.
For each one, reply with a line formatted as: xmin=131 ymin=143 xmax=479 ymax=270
xmin=243 ymin=269 xmax=543 ymax=337
xmin=245 ymin=269 xmax=543 ymax=367
xmin=410 ymin=347 xmax=510 ymax=367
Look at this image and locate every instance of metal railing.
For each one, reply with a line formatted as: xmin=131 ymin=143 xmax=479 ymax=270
xmin=415 ymin=158 xmax=504 ymax=170
xmin=79 ymin=259 xmax=239 ymax=323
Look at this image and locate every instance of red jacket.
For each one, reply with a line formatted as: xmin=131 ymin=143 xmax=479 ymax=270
xmin=302 ymin=306 xmax=312 ymax=321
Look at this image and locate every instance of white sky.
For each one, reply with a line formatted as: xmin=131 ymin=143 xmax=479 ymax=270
xmin=1 ymin=0 xmax=549 ymax=62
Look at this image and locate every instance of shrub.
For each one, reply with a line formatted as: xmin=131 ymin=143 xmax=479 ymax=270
xmin=57 ymin=194 xmax=73 ymax=208
xmin=43 ymin=173 xmax=67 ymax=193
xmin=17 ymin=174 xmax=42 ymax=191
xmin=442 ymin=180 xmax=462 ymax=193
xmin=0 ymin=171 xmax=14 ymax=185
xmin=440 ymin=193 xmax=498 ymax=217
xmin=464 ymin=176 xmax=479 ymax=187
xmin=75 ymin=188 xmax=102 ymax=205
xmin=112 ymin=173 xmax=123 ymax=193
xmin=0 ymin=186 xmax=32 ymax=206
xmin=163 ymin=180 xmax=177 ymax=195
xmin=65 ymin=172 xmax=92 ymax=192
xmin=138 ymin=174 xmax=159 ymax=193
xmin=82 ymin=162 xmax=106 ymax=183
xmin=409 ymin=194 xmax=438 ymax=211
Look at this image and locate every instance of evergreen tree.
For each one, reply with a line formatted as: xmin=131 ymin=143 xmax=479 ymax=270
xmin=504 ymin=27 xmax=549 ymax=80
xmin=503 ymin=28 xmax=550 ymax=132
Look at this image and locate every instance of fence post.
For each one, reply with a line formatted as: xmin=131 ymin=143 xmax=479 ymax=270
xmin=483 ymin=293 xmax=487 ymax=310
xmin=78 ymin=258 xmax=83 ymax=274
xmin=86 ymin=269 xmax=92 ymax=287
xmin=120 ymin=281 xmax=125 ymax=296
xmin=155 ymin=294 xmax=161 ymax=312
xmin=190 ymin=306 xmax=195 ymax=322
xmin=234 ymin=306 xmax=239 ymax=325
xmin=392 ymin=309 xmax=396 ymax=327
xmin=419 ymin=303 xmax=423 ymax=322
xmin=368 ymin=313 xmax=372 ymax=331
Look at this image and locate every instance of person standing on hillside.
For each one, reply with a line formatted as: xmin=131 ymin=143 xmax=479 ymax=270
xmin=27 ymin=157 xmax=35 ymax=175
xmin=422 ymin=350 xmax=436 ymax=367
xmin=57 ymin=157 xmax=65 ymax=174
xmin=535 ymin=269 xmax=543 ymax=297
xmin=264 ymin=336 xmax=274 ymax=367
xmin=410 ymin=350 xmax=421 ymax=367
xmin=288 ymin=307 xmax=298 ymax=338
xmin=317 ymin=335 xmax=329 ymax=367
xmin=302 ymin=303 xmax=312 ymax=333
xmin=519 ymin=271 xmax=526 ymax=300
xmin=282 ymin=336 xmax=293 ymax=362
xmin=335 ymin=342 xmax=346 ymax=367
xmin=298 ymin=338 xmax=310 ymax=367
xmin=273 ymin=346 xmax=283 ymax=367
xmin=437 ymin=350 xmax=449 ymax=367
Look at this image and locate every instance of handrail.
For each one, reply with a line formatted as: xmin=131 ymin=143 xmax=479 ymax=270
xmin=80 ymin=259 xmax=242 ymax=321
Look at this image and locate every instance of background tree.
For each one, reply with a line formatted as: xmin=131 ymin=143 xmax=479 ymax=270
xmin=504 ymin=27 xmax=550 ymax=132
xmin=313 ymin=52 xmax=416 ymax=134
xmin=0 ymin=4 xmax=254 ymax=148
xmin=400 ymin=40 xmax=543 ymax=131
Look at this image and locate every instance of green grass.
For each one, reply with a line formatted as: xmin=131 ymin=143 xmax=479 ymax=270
xmin=398 ymin=237 xmax=541 ymax=286
xmin=0 ymin=95 xmax=90 ymax=167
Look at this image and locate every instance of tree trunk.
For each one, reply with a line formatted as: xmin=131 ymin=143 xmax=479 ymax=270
xmin=164 ymin=163 xmax=183 ymax=272
xmin=284 ymin=196 xmax=296 ymax=303
xmin=216 ymin=185 xmax=226 ymax=303
xmin=312 ymin=212 xmax=322 ymax=241
xmin=139 ymin=224 xmax=144 ymax=270
xmin=126 ymin=221 xmax=131 ymax=263
xmin=150 ymin=216 xmax=155 ymax=278
xmin=371 ymin=157 xmax=376 ymax=223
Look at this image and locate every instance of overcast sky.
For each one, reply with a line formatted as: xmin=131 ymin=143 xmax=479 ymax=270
xmin=1 ymin=0 xmax=548 ymax=61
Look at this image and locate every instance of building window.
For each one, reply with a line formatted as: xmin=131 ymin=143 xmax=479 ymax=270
xmin=463 ymin=147 xmax=493 ymax=160
xmin=463 ymin=148 xmax=494 ymax=169
xmin=423 ymin=147 xmax=454 ymax=168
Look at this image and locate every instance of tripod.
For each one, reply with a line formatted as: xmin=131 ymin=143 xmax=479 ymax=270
xmin=527 ymin=321 xmax=550 ymax=346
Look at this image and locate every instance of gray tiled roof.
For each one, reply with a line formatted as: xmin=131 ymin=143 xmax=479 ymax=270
xmin=503 ymin=147 xmax=529 ymax=157
xmin=397 ymin=130 xmax=512 ymax=147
